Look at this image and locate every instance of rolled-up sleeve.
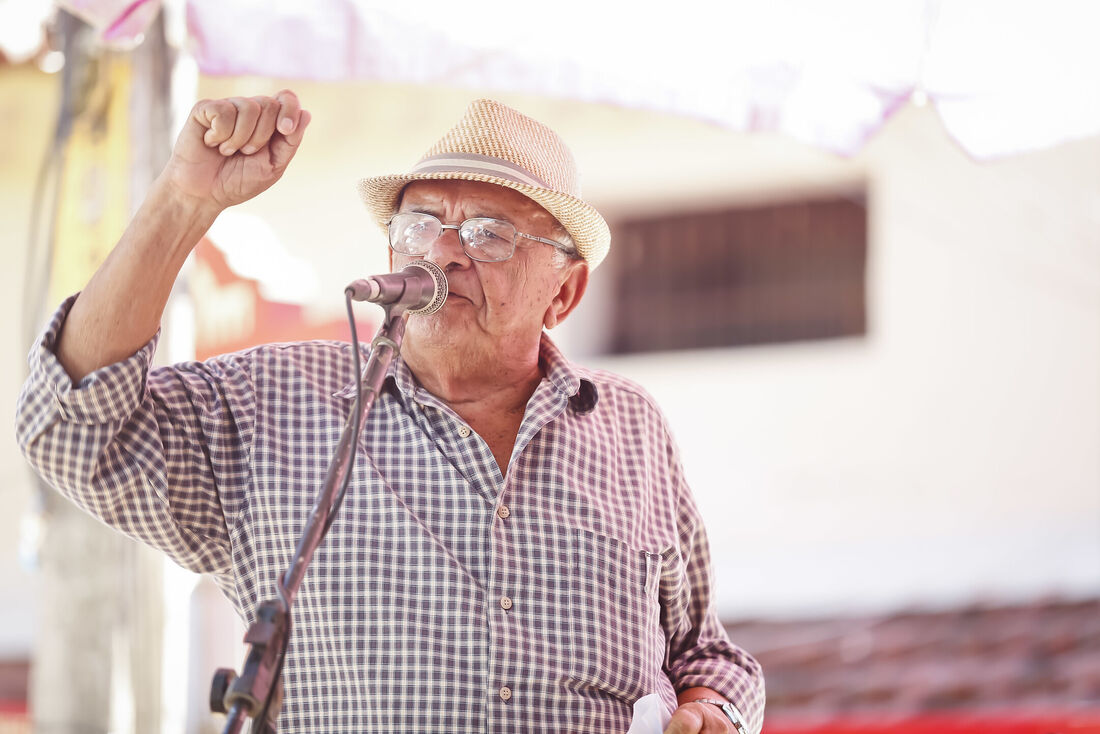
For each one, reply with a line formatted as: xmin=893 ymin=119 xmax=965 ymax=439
xmin=15 ymin=295 xmax=255 ymax=578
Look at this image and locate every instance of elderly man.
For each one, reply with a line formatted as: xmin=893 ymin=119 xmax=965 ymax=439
xmin=17 ymin=90 xmax=764 ymax=733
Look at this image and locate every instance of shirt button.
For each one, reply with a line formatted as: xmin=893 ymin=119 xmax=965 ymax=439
xmin=496 ymin=505 xmax=510 ymax=519
xmin=457 ymin=425 xmax=471 ymax=438
xmin=499 ymin=686 xmax=512 ymax=701
xmin=499 ymin=596 xmax=513 ymax=610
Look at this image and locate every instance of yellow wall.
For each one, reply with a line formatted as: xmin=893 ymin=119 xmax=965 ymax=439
xmin=0 ymin=64 xmax=57 ymax=658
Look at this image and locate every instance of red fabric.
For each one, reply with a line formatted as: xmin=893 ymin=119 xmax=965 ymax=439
xmin=765 ymin=713 xmax=1100 ymax=734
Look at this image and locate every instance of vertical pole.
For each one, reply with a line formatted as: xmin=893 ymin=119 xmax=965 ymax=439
xmin=28 ymin=8 xmax=176 ymax=734
xmin=126 ymin=10 xmax=175 ymax=734
xmin=29 ymin=14 xmax=125 ymax=732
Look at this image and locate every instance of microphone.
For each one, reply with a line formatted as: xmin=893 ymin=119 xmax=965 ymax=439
xmin=345 ymin=260 xmax=448 ymax=315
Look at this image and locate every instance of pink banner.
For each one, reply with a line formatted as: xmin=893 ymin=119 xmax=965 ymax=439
xmin=59 ymin=0 xmax=163 ymax=45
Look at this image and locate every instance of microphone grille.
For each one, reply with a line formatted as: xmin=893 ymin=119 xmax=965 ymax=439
xmin=403 ymin=260 xmax=448 ymax=315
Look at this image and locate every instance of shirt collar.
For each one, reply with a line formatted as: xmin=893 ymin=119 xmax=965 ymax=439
xmin=538 ymin=333 xmax=599 ymax=414
xmin=333 ymin=332 xmax=599 ymax=414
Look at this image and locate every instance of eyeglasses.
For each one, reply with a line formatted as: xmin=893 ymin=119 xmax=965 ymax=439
xmin=387 ymin=211 xmax=576 ymax=263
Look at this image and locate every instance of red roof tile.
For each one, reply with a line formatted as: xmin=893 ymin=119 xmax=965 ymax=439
xmin=724 ymin=597 xmax=1100 ymax=722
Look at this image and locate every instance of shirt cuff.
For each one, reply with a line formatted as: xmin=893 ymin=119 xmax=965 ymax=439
xmin=671 ymin=657 xmax=765 ymax=734
xmin=26 ymin=293 xmax=160 ymax=427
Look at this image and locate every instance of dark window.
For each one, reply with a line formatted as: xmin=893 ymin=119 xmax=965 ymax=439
xmin=608 ymin=195 xmax=867 ymax=354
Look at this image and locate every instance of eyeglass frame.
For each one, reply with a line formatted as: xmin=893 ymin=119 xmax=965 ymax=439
xmin=386 ymin=211 xmax=577 ymax=263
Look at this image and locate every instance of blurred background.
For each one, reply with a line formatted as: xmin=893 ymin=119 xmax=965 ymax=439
xmin=1 ymin=1 xmax=1098 ymax=732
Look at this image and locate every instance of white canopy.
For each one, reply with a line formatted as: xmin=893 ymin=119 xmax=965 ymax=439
xmin=25 ymin=0 xmax=1100 ymax=158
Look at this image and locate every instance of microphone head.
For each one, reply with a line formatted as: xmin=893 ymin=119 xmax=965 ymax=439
xmin=402 ymin=260 xmax=448 ymax=315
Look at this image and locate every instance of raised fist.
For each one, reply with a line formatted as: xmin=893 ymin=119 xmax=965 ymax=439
xmin=164 ymin=90 xmax=311 ymax=211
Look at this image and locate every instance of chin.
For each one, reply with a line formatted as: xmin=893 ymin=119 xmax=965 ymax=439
xmin=406 ymin=308 xmax=465 ymax=345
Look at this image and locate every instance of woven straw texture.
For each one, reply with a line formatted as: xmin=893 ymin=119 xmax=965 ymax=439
xmin=358 ymin=99 xmax=611 ymax=269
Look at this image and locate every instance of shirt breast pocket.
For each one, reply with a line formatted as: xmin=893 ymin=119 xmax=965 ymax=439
xmin=568 ymin=528 xmax=664 ymax=701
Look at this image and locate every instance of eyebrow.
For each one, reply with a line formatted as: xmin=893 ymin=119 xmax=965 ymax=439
xmin=405 ymin=205 xmax=513 ymax=222
xmin=406 ymin=205 xmax=443 ymax=217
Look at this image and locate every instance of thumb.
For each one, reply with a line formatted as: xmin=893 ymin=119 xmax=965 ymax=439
xmin=270 ymin=109 xmax=311 ymax=170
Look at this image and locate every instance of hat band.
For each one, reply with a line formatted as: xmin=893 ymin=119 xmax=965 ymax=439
xmin=412 ymin=152 xmax=552 ymax=190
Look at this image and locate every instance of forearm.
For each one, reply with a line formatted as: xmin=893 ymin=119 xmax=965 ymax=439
xmin=55 ymin=90 xmax=308 ymax=382
xmin=56 ymin=176 xmax=219 ymax=382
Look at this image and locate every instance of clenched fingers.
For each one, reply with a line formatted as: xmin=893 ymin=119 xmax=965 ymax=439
xmin=194 ymin=98 xmax=238 ymax=148
xmin=219 ymin=97 xmax=261 ymax=155
xmin=242 ymin=97 xmax=280 ymax=155
xmin=193 ymin=91 xmax=305 ymax=157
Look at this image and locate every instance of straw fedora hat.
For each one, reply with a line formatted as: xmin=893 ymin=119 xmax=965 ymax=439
xmin=357 ymin=99 xmax=611 ymax=269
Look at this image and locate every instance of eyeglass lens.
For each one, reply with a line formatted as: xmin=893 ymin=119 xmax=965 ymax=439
xmin=389 ymin=213 xmax=517 ymax=262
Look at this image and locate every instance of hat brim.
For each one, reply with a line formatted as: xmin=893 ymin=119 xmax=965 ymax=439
xmin=357 ymin=172 xmax=610 ymax=270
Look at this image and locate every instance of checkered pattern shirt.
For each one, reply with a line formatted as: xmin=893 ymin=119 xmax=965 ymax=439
xmin=17 ymin=296 xmax=764 ymax=733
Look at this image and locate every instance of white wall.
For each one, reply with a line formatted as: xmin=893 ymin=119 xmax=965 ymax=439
xmin=559 ymin=104 xmax=1100 ymax=619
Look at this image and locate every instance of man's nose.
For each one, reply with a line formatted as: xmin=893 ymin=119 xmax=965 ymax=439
xmin=423 ymin=225 xmax=471 ymax=270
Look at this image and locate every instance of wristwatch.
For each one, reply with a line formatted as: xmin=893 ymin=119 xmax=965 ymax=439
xmin=688 ymin=698 xmax=749 ymax=733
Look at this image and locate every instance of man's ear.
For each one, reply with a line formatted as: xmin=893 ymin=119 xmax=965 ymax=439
xmin=543 ymin=261 xmax=589 ymax=329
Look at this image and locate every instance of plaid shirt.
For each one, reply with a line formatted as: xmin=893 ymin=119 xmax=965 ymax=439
xmin=17 ymin=296 xmax=764 ymax=733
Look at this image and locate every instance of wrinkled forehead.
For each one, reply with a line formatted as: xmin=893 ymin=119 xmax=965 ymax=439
xmin=397 ymin=180 xmax=558 ymax=227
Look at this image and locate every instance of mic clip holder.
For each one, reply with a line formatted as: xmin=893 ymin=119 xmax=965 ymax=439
xmin=210 ymin=600 xmax=286 ymax=732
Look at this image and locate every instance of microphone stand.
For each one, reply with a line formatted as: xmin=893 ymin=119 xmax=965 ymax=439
xmin=210 ymin=299 xmax=412 ymax=734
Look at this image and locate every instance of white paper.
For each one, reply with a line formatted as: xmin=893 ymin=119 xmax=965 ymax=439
xmin=626 ymin=693 xmax=671 ymax=734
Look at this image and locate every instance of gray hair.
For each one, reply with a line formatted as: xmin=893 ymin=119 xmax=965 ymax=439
xmin=549 ymin=224 xmax=582 ymax=269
